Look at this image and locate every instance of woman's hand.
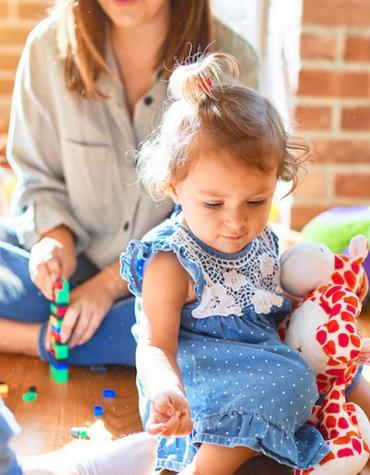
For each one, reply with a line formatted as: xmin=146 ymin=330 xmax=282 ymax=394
xmin=146 ymin=391 xmax=193 ymax=437
xmin=29 ymin=237 xmax=77 ymax=300
xmin=47 ymin=271 xmax=117 ymax=349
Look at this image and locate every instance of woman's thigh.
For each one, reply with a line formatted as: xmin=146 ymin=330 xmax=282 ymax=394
xmin=0 ymin=239 xmax=49 ymax=323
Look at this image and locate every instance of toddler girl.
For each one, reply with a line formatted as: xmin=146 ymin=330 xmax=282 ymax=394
xmin=121 ymin=53 xmax=330 ymax=474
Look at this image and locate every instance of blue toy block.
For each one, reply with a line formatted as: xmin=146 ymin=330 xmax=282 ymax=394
xmin=93 ymin=405 xmax=104 ymax=417
xmin=102 ymin=388 xmax=116 ymax=398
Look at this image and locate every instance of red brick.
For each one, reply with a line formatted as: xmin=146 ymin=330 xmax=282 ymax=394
xmin=0 ymin=1 xmax=7 ymax=17
xmin=18 ymin=1 xmax=51 ymax=20
xmin=0 ymin=52 xmax=21 ymax=71
xmin=291 ymin=205 xmax=330 ymax=231
xmin=341 ymin=106 xmax=370 ymax=130
xmin=295 ymin=105 xmax=332 ymax=130
xmin=294 ymin=172 xmax=327 ymax=199
xmin=312 ymin=140 xmax=370 ymax=163
xmin=336 ymin=174 xmax=370 ymax=198
xmin=301 ymin=33 xmax=337 ymax=60
xmin=0 ymin=25 xmax=30 ymax=45
xmin=344 ymin=36 xmax=370 ymax=61
xmin=298 ymin=69 xmax=370 ymax=97
xmin=0 ymin=103 xmax=10 ymax=133
xmin=303 ymin=0 xmax=370 ymax=26
xmin=0 ymin=78 xmax=15 ymax=95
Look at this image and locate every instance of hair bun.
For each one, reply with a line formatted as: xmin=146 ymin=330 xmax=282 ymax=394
xmin=168 ymin=52 xmax=240 ymax=105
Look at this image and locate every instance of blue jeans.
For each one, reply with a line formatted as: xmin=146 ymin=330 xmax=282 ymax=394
xmin=0 ymin=223 xmax=136 ymax=366
xmin=0 ymin=400 xmax=22 ymax=475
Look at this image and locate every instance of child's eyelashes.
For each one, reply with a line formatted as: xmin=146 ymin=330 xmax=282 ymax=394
xmin=202 ymin=200 xmax=267 ymax=209
xmin=248 ymin=200 xmax=266 ymax=207
xmin=203 ymin=202 xmax=223 ymax=209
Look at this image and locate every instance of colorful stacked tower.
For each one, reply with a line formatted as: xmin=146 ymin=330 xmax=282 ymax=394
xmin=49 ymin=279 xmax=69 ymax=383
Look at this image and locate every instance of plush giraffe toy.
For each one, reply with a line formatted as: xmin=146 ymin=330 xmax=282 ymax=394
xmin=279 ymin=234 xmax=370 ymax=475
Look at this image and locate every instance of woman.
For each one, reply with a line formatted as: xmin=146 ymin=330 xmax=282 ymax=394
xmin=0 ymin=0 xmax=258 ymax=365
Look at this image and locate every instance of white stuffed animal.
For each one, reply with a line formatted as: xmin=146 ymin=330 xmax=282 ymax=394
xmin=280 ymin=235 xmax=370 ymax=475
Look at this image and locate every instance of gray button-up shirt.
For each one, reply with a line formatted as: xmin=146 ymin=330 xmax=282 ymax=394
xmin=7 ymin=16 xmax=258 ymax=269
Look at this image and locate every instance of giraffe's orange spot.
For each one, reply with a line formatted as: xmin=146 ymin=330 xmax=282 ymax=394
xmin=350 ymin=350 xmax=361 ymax=359
xmin=318 ymin=450 xmax=335 ymax=465
xmin=327 ymin=320 xmax=340 ymax=333
xmin=351 ymin=262 xmax=360 ymax=274
xmin=350 ymin=335 xmax=361 ymax=347
xmin=329 ymin=429 xmax=339 ymax=439
xmin=333 ymin=291 xmax=346 ymax=303
xmin=344 ymin=295 xmax=358 ymax=306
xmin=338 ymin=333 xmax=349 ymax=347
xmin=342 ymin=312 xmax=355 ymax=322
xmin=324 ymin=340 xmax=336 ymax=355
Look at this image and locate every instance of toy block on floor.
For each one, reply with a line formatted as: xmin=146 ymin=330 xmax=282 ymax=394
xmin=49 ymin=278 xmax=70 ymax=383
xmin=0 ymin=381 xmax=9 ymax=396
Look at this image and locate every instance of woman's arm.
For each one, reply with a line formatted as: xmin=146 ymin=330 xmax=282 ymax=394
xmin=137 ymin=251 xmax=193 ymax=436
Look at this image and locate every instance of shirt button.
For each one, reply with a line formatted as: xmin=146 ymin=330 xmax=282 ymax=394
xmin=144 ymin=96 xmax=153 ymax=106
xmin=123 ymin=222 xmax=130 ymax=231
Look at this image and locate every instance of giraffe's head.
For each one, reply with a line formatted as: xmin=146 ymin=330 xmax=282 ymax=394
xmin=280 ymin=235 xmax=368 ymax=299
xmin=332 ymin=235 xmax=368 ymax=298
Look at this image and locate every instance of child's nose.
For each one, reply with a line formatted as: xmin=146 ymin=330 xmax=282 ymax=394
xmin=225 ymin=210 xmax=247 ymax=231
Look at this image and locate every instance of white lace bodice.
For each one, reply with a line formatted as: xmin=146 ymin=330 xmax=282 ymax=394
xmin=172 ymin=226 xmax=284 ymax=319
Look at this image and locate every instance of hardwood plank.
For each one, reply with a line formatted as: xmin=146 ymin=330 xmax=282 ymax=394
xmin=0 ymin=353 xmax=142 ymax=455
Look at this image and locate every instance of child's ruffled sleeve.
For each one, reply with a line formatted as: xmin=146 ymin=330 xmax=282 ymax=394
xmin=120 ymin=240 xmax=156 ymax=297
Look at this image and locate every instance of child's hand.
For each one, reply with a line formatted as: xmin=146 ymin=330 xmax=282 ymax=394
xmin=146 ymin=391 xmax=193 ymax=437
xmin=29 ymin=237 xmax=76 ymax=300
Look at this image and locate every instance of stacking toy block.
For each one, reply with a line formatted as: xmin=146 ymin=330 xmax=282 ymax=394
xmin=22 ymin=391 xmax=37 ymax=402
xmin=93 ymin=405 xmax=104 ymax=417
xmin=51 ymin=342 xmax=69 ymax=360
xmin=50 ymin=303 xmax=67 ymax=317
xmin=102 ymin=388 xmax=116 ymax=398
xmin=54 ymin=279 xmax=70 ymax=304
xmin=0 ymin=382 xmax=8 ymax=396
xmin=49 ymin=279 xmax=70 ymax=383
xmin=49 ymin=365 xmax=69 ymax=383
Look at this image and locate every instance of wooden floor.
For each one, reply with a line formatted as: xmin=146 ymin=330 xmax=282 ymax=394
xmin=1 ymin=300 xmax=370 ymax=474
xmin=0 ymin=354 xmax=142 ymax=455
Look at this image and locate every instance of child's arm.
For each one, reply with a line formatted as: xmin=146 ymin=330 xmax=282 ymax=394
xmin=137 ymin=251 xmax=193 ymax=437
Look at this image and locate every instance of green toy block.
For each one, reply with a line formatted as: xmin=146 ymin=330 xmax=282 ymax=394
xmin=50 ymin=365 xmax=69 ymax=383
xmin=51 ymin=342 xmax=69 ymax=360
xmin=54 ymin=279 xmax=70 ymax=304
xmin=79 ymin=429 xmax=88 ymax=439
xmin=22 ymin=391 xmax=37 ymax=402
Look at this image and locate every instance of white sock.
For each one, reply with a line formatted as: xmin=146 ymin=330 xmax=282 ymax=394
xmin=73 ymin=432 xmax=159 ymax=475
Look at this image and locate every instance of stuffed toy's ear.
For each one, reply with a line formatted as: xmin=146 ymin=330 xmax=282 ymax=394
xmin=358 ymin=338 xmax=370 ymax=365
xmin=348 ymin=235 xmax=368 ymax=262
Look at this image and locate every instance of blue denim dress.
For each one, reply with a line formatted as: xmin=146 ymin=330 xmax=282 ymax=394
xmin=120 ymin=215 xmax=329 ymax=472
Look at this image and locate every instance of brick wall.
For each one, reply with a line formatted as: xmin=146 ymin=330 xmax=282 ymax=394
xmin=0 ymin=0 xmax=51 ymax=139
xmin=292 ymin=0 xmax=370 ymax=230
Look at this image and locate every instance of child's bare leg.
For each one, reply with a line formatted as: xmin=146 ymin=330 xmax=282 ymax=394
xmin=0 ymin=319 xmax=41 ymax=356
xmin=179 ymin=443 xmax=257 ymax=475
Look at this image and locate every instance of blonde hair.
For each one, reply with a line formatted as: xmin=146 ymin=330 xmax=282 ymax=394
xmin=138 ymin=52 xmax=311 ymax=198
xmin=51 ymin=0 xmax=213 ymax=99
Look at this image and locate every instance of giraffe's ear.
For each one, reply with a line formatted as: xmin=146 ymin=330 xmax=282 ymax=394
xmin=358 ymin=338 xmax=370 ymax=365
xmin=349 ymin=235 xmax=368 ymax=262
